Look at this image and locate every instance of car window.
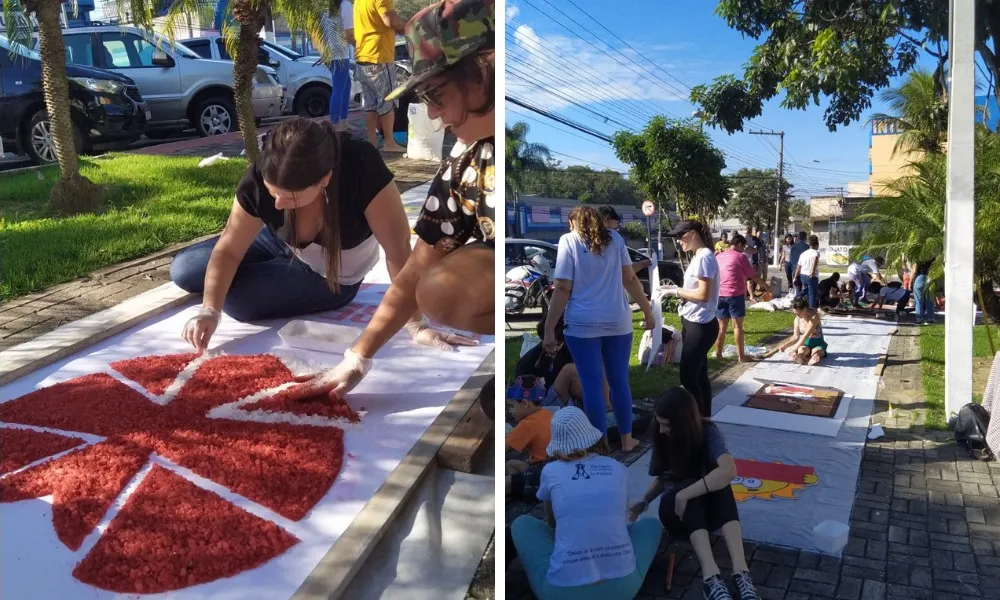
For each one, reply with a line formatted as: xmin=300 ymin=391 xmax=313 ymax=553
xmin=395 ymin=42 xmax=408 ymax=62
xmin=63 ymin=34 xmax=94 ymax=66
xmin=184 ymin=39 xmax=212 ymax=58
xmin=99 ymin=33 xmax=156 ymax=68
xmin=505 ymin=244 xmax=521 ymax=266
xmin=523 ymin=245 xmax=557 ymax=267
xmin=215 ymin=39 xmax=231 ymax=61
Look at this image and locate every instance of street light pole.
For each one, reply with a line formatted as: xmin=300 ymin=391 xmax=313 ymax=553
xmin=944 ymin=0 xmax=976 ymax=419
xmin=749 ymin=130 xmax=785 ymax=267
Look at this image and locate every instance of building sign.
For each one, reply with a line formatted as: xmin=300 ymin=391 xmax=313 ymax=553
xmin=871 ymin=118 xmax=901 ymax=136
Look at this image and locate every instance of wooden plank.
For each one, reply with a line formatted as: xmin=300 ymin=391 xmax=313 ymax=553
xmin=437 ymin=396 xmax=494 ymax=473
xmin=872 ymin=328 xmax=898 ymax=377
xmin=0 ymin=284 xmax=193 ymax=387
xmin=291 ymin=350 xmax=495 ymax=600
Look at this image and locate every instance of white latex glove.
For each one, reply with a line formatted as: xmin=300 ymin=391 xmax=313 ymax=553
xmin=659 ymin=286 xmax=680 ymax=298
xmin=182 ymin=307 xmax=221 ymax=352
xmin=284 ymin=348 xmax=373 ymax=402
xmin=405 ymin=318 xmax=479 ymax=351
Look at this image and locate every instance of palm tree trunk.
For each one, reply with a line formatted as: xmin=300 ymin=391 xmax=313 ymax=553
xmin=33 ymin=0 xmax=101 ymax=213
xmin=232 ymin=0 xmax=266 ymax=162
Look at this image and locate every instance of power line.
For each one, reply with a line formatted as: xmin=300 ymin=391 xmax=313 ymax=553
xmin=507 ymin=107 xmax=614 ymax=149
xmin=505 ymin=95 xmax=614 ymax=142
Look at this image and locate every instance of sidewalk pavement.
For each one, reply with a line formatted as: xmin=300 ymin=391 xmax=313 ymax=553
xmin=505 ymin=326 xmax=1000 ymax=600
xmin=0 ymin=122 xmax=441 ymax=352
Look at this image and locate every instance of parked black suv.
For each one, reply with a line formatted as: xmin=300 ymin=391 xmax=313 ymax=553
xmin=0 ymin=35 xmax=149 ymax=164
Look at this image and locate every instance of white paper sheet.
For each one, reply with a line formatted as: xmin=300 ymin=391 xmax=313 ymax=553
xmin=0 ymin=254 xmax=493 ymax=599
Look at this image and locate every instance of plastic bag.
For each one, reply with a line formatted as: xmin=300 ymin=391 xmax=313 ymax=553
xmin=405 ymin=103 xmax=444 ymax=161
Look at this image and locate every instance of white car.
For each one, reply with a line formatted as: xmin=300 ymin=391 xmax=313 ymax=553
xmin=180 ymin=35 xmax=365 ymax=117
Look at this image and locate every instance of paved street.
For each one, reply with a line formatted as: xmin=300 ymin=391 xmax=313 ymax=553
xmin=505 ymin=327 xmax=1000 ymax=600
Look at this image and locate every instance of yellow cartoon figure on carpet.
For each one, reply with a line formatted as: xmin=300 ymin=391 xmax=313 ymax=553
xmin=731 ymin=458 xmax=819 ymax=502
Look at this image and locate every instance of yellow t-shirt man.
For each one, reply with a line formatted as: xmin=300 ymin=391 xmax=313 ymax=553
xmin=354 ymin=0 xmax=396 ymax=64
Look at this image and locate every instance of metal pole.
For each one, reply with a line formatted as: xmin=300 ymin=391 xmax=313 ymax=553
xmin=944 ymin=0 xmax=976 ymax=419
xmin=773 ymin=132 xmax=784 ymax=267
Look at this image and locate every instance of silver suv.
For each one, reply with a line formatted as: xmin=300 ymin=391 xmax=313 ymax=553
xmin=47 ymin=26 xmax=284 ymax=137
xmin=180 ymin=35 xmax=361 ymax=117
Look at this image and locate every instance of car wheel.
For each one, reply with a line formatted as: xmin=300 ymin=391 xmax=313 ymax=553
xmin=194 ymin=96 xmax=236 ymax=137
xmin=296 ymin=86 xmax=331 ymax=118
xmin=25 ymin=111 xmax=83 ymax=165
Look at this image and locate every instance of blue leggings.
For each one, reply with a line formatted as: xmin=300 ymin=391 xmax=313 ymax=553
xmin=564 ymin=333 xmax=633 ymax=436
xmin=329 ymin=59 xmax=352 ymax=124
xmin=511 ymin=515 xmax=662 ymax=600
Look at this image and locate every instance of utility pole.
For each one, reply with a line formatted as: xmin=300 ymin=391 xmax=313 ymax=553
xmin=945 ymin=0 xmax=976 ymax=419
xmin=749 ymin=130 xmax=785 ymax=267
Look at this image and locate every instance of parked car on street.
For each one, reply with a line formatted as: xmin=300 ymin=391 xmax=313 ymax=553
xmin=1 ymin=34 xmax=148 ymax=164
xmin=42 ymin=26 xmax=283 ymax=138
xmin=179 ymin=35 xmax=359 ymax=118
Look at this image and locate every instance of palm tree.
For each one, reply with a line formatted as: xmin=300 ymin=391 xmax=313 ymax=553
xmin=3 ymin=0 xmax=102 ymax=214
xmin=853 ymin=126 xmax=1000 ymax=319
xmin=868 ymin=70 xmax=949 ymax=158
xmin=505 ymin=122 xmax=550 ymax=236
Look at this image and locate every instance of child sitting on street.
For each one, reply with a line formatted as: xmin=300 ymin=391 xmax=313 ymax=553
xmin=506 ymin=389 xmax=553 ymax=501
xmin=778 ymin=296 xmax=828 ymax=365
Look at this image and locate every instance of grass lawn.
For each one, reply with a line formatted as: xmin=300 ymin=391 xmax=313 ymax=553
xmin=0 ymin=154 xmax=247 ymax=302
xmin=919 ymin=324 xmax=998 ymax=429
xmin=505 ymin=310 xmax=796 ymax=399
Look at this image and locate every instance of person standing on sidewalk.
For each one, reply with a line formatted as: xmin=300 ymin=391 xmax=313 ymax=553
xmin=354 ymin=0 xmax=407 ymax=151
xmin=659 ymin=220 xmax=720 ymax=417
xmin=793 ymin=235 xmax=821 ymax=309
xmin=321 ymin=0 xmax=355 ymax=130
xmin=909 ymin=259 xmax=935 ymax=325
xmin=779 ymin=234 xmax=795 ymax=292
xmin=544 ymin=206 xmax=653 ymax=451
xmin=788 ymin=231 xmax=809 ymax=296
xmin=714 ymin=234 xmax=768 ymax=362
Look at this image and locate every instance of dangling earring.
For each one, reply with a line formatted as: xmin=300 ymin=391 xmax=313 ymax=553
xmin=323 ymin=188 xmax=330 ymax=204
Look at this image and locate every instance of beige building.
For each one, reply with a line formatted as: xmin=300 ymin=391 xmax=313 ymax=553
xmin=869 ymin=118 xmax=920 ymax=196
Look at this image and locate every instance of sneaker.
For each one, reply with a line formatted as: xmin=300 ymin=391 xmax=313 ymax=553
xmin=733 ymin=571 xmax=760 ymax=600
xmin=703 ymin=574 xmax=734 ymax=600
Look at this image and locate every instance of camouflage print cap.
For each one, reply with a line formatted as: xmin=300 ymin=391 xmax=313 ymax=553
xmin=385 ymin=0 xmax=494 ymax=102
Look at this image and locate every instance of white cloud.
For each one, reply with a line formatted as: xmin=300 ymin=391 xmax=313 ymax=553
xmin=508 ymin=24 xmax=693 ymax=116
xmin=505 ymin=4 xmax=519 ymax=22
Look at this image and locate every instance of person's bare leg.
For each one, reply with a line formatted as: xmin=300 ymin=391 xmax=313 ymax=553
xmin=553 ymin=363 xmax=578 ymax=405
xmin=715 ymin=318 xmax=728 ymax=359
xmin=365 ymin=112 xmax=379 ymax=147
xmin=721 ymin=520 xmax=750 ymax=573
xmin=733 ymin=317 xmax=747 ymax=362
xmin=506 ymin=459 xmax=529 ymax=476
xmin=415 ymin=244 xmax=494 ymax=335
xmin=380 ymin=109 xmax=405 ymax=152
xmin=808 ymin=348 xmax=826 ymax=366
xmin=690 ymin=529 xmax=722 ymax=580
xmin=793 ymin=347 xmax=808 ymax=364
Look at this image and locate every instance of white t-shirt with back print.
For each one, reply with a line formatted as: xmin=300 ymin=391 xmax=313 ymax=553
xmin=553 ymin=230 xmax=633 ymax=339
xmin=797 ymin=248 xmax=820 ymax=278
xmin=536 ymin=454 xmax=635 ymax=587
xmin=678 ymin=247 xmax=720 ymax=324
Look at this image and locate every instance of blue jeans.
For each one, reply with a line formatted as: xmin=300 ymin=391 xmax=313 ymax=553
xmin=511 ymin=515 xmax=662 ymax=600
xmin=913 ymin=275 xmax=935 ymax=323
xmin=784 ymin=261 xmax=794 ymax=291
xmin=329 ymin=59 xmax=352 ymax=124
xmin=564 ymin=333 xmax=633 ymax=435
xmin=170 ymin=227 xmax=360 ymax=321
xmin=799 ymin=274 xmax=819 ymax=308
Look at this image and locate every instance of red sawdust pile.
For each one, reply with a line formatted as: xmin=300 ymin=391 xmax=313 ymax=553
xmin=0 ymin=428 xmax=84 ymax=474
xmin=0 ymin=353 xmax=351 ymax=591
xmin=110 ymin=353 xmax=198 ymax=395
xmin=241 ymin=387 xmax=361 ymax=423
xmin=74 ymin=465 xmax=298 ymax=593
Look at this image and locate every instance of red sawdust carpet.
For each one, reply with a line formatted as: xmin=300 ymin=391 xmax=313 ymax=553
xmin=0 ymin=427 xmax=84 ymax=475
xmin=0 ymin=353 xmax=356 ymax=592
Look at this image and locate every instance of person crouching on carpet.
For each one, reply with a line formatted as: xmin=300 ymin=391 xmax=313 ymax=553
xmin=511 ymin=407 xmax=662 ymax=600
xmin=278 ymin=0 xmax=496 ymax=411
xmin=515 ymin=316 xmax=611 ymax=411
xmin=505 ymin=387 xmax=552 ymax=502
xmin=630 ymin=387 xmax=759 ymax=600
xmin=778 ymin=296 xmax=828 ymax=365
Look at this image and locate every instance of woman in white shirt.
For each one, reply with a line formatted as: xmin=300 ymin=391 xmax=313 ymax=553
xmin=510 ymin=406 xmax=662 ymax=600
xmin=660 ymin=220 xmax=720 ymax=417
xmin=544 ymin=207 xmax=653 ymax=451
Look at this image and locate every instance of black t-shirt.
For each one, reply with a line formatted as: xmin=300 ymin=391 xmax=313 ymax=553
xmin=648 ymin=421 xmax=729 ymax=482
xmin=817 ymin=276 xmax=838 ymax=299
xmin=235 ymin=134 xmax=394 ymax=251
xmin=915 ymin=260 xmax=933 ymax=277
xmin=513 ymin=342 xmax=574 ymax=392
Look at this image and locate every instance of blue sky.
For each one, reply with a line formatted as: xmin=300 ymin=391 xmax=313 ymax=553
xmin=503 ymin=0 xmax=945 ymax=198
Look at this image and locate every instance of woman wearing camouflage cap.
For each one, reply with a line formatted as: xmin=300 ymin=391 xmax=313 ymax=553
xmin=285 ymin=0 xmax=496 ymax=409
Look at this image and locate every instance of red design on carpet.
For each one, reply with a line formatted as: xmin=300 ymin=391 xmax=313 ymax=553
xmin=0 ymin=353 xmax=357 ymax=592
xmin=0 ymin=427 xmax=84 ymax=475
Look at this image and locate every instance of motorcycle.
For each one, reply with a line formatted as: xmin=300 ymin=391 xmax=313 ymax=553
xmin=505 ymin=254 xmax=553 ymax=316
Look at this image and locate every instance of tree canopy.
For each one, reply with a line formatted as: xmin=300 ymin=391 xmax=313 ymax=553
xmin=612 ymin=116 xmax=729 ymax=220
xmin=725 ymin=168 xmax=793 ymax=233
xmin=689 ymin=0 xmax=998 ymax=133
xmin=518 ymin=164 xmax=643 ymax=206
